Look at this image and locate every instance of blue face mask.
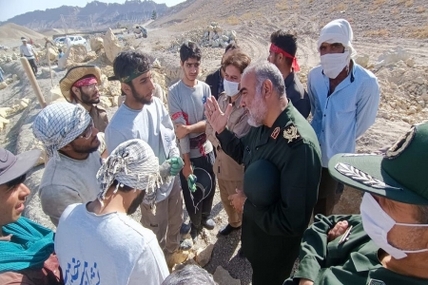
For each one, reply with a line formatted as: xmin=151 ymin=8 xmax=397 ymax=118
xmin=223 ymin=79 xmax=239 ymax=97
xmin=360 ymin=193 xmax=428 ymax=259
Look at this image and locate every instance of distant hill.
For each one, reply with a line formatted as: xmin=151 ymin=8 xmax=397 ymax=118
xmin=0 ymin=23 xmax=45 ymax=42
xmin=1 ymin=0 xmax=169 ymax=31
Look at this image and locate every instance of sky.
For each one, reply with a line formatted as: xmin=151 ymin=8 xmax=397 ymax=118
xmin=0 ymin=0 xmax=186 ymax=22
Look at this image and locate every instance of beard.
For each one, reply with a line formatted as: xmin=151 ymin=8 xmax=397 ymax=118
xmin=71 ymin=136 xmax=100 ymax=154
xmin=80 ymin=88 xmax=100 ymax=104
xmin=247 ymin=95 xmax=267 ymax=127
xmin=127 ymin=190 xmax=146 ymax=215
xmin=130 ymin=83 xmax=153 ymax=105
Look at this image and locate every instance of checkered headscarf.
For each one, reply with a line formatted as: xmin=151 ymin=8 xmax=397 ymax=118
xmin=96 ymin=139 xmax=162 ymax=205
xmin=32 ymin=103 xmax=91 ymax=159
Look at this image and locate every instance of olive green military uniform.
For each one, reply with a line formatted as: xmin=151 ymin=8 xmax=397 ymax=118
xmin=216 ymin=102 xmax=322 ymax=285
xmin=284 ymin=214 xmax=428 ymax=285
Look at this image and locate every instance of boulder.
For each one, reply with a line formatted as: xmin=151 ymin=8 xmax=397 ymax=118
xmin=58 ymin=45 xmax=88 ymax=69
xmin=90 ymin=37 xmax=104 ymax=53
xmin=0 ymin=81 xmax=7 ymax=90
xmin=98 ymin=96 xmax=112 ymax=108
xmin=83 ymin=51 xmax=97 ymax=62
xmin=0 ymin=116 xmax=10 ymax=131
xmin=354 ymin=54 xmax=370 ymax=68
xmin=103 ymin=28 xmax=122 ymax=64
xmin=195 ymin=244 xmax=214 ymax=267
xmin=46 ymin=47 xmax=58 ymax=61
xmin=48 ymin=86 xmax=66 ymax=104
xmin=213 ymin=266 xmax=240 ymax=285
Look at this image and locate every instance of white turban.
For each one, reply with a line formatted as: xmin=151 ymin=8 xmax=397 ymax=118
xmin=32 ymin=103 xmax=91 ymax=159
xmin=317 ymin=19 xmax=356 ymax=57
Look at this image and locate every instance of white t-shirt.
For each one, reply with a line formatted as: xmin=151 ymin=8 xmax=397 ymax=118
xmin=105 ymin=97 xmax=179 ymax=202
xmin=55 ymin=203 xmax=169 ymax=285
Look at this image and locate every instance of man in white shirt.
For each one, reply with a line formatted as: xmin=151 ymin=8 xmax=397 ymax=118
xmin=307 ymin=19 xmax=380 ymax=216
xmin=19 ymin=37 xmax=38 ymax=75
xmin=106 ymin=50 xmax=190 ymax=265
xmin=32 ymin=103 xmax=102 ymax=226
xmin=55 ymin=139 xmax=169 ymax=285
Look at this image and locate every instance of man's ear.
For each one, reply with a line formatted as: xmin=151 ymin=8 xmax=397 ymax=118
xmin=121 ymin=82 xmax=132 ymax=96
xmin=71 ymin=86 xmax=80 ymax=98
xmin=180 ymin=60 xmax=184 ymax=68
xmin=262 ymin=79 xmax=273 ymax=99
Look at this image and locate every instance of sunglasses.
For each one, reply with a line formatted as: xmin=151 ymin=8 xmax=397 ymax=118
xmin=78 ymin=121 xmax=95 ymax=140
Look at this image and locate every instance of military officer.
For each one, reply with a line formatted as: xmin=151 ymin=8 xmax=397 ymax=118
xmin=205 ymin=61 xmax=322 ymax=285
xmin=285 ymin=121 xmax=428 ymax=285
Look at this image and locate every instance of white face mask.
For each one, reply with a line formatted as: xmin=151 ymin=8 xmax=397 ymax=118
xmin=360 ymin=193 xmax=428 ymax=259
xmin=223 ymin=79 xmax=240 ymax=97
xmin=320 ymin=51 xmax=350 ymax=79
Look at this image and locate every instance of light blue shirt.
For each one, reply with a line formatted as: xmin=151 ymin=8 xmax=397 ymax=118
xmin=308 ymin=61 xmax=380 ymax=167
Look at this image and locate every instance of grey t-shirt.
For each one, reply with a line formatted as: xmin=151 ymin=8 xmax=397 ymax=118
xmin=39 ymin=152 xmax=101 ymax=226
xmin=168 ymin=80 xmax=213 ymax=159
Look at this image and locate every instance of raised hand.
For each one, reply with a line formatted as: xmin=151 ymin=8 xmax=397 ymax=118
xmin=204 ymin=96 xmax=233 ymax=134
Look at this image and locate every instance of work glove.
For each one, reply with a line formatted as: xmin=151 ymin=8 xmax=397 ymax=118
xmin=187 ymin=174 xmax=197 ymax=193
xmin=167 ymin=156 xmax=184 ymax=176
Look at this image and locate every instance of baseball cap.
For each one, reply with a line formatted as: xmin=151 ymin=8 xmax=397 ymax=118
xmin=0 ymin=148 xmax=40 ymax=185
xmin=328 ymin=121 xmax=428 ymax=205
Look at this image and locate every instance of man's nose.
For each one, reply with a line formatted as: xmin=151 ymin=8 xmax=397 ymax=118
xmin=92 ymin=126 xmax=99 ymax=137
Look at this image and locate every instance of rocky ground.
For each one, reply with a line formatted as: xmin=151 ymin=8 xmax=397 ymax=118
xmin=1 ymin=0 xmax=428 ymax=283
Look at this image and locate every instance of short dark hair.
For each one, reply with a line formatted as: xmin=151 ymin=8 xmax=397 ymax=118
xmin=113 ymin=50 xmax=151 ymax=84
xmin=224 ymin=43 xmax=239 ymax=54
xmin=5 ymin=174 xmax=26 ymax=190
xmin=161 ymin=265 xmax=217 ymax=285
xmin=222 ymin=51 xmax=251 ymax=74
xmin=270 ymin=30 xmax=297 ymax=66
xmin=180 ymin=42 xmax=202 ymax=62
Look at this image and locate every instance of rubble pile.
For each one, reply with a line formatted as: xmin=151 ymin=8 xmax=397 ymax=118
xmin=169 ymin=22 xmax=237 ymax=52
xmin=372 ymin=48 xmax=428 ymax=124
xmin=58 ymin=44 xmax=88 ymax=69
xmin=296 ymin=47 xmax=428 ymax=125
xmin=0 ymin=98 xmax=31 ymax=131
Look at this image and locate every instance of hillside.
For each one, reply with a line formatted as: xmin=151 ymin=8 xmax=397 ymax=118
xmin=2 ymin=0 xmax=168 ymax=30
xmin=0 ymin=23 xmax=45 ymax=44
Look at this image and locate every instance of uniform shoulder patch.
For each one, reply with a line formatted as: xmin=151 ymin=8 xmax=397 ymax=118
xmin=368 ymin=279 xmax=386 ymax=285
xmin=282 ymin=123 xmax=302 ymax=145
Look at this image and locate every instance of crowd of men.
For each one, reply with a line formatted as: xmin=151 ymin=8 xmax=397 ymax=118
xmin=1 ymin=18 xmax=427 ymax=285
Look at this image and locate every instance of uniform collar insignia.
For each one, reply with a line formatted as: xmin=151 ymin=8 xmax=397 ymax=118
xmin=368 ymin=279 xmax=386 ymax=285
xmin=271 ymin=127 xmax=280 ymax=140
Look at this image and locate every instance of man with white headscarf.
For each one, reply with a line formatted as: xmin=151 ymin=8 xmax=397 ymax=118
xmin=307 ymin=19 xmax=380 ymax=216
xmin=55 ymin=139 xmax=169 ymax=285
xmin=32 ymin=102 xmax=102 ymax=226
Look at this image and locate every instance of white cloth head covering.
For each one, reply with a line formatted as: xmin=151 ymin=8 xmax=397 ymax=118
xmin=317 ymin=19 xmax=356 ymax=57
xmin=96 ymin=139 xmax=162 ymax=205
xmin=32 ymin=103 xmax=91 ymax=160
